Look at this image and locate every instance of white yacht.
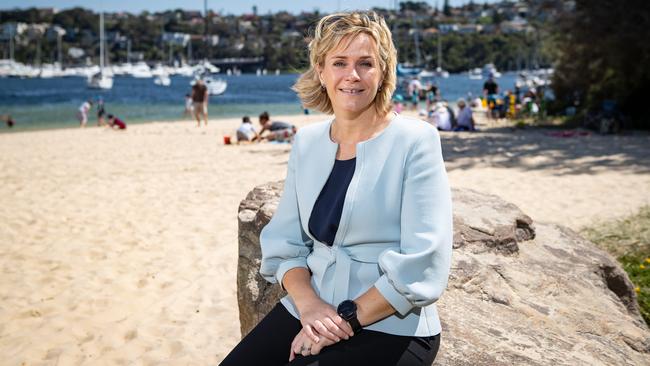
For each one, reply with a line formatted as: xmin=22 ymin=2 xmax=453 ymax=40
xmin=468 ymin=68 xmax=482 ymax=79
xmin=154 ymin=73 xmax=171 ymax=86
xmin=482 ymin=63 xmax=502 ymax=78
xmin=129 ymin=62 xmax=153 ymax=78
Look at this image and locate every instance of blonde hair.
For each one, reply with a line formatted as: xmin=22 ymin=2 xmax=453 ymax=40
xmin=292 ymin=11 xmax=397 ymax=116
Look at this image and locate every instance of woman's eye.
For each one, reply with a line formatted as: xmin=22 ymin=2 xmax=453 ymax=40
xmin=360 ymin=62 xmax=372 ymax=67
xmin=333 ymin=62 xmax=345 ymax=67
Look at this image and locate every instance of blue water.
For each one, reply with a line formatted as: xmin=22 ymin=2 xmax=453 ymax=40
xmin=0 ymin=72 xmax=518 ymax=132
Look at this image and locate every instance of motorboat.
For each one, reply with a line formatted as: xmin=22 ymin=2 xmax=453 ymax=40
xmin=468 ymin=68 xmax=482 ymax=79
xmin=154 ymin=73 xmax=171 ymax=86
xmin=397 ymin=63 xmax=422 ymax=77
xmin=88 ymin=72 xmax=114 ymax=89
xmin=434 ymin=66 xmax=449 ymax=78
xmin=129 ymin=62 xmax=153 ymax=78
xmin=482 ymin=63 xmax=502 ymax=78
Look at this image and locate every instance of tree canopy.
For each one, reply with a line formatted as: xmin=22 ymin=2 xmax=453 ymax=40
xmin=549 ymin=0 xmax=650 ymax=128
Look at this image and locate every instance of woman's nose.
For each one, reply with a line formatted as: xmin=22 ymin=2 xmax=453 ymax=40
xmin=345 ymin=66 xmax=361 ymax=81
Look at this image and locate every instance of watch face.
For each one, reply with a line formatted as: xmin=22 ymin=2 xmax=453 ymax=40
xmin=337 ymin=300 xmax=357 ymax=320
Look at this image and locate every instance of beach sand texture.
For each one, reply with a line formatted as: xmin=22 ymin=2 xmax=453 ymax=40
xmin=1 ymin=113 xmax=649 ymax=364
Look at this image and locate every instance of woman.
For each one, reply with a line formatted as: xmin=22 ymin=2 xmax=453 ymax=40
xmin=221 ymin=11 xmax=452 ymax=366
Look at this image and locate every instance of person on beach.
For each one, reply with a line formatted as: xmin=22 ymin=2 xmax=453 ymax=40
xmin=454 ymin=98 xmax=475 ymax=131
xmin=407 ymin=76 xmax=422 ymax=111
xmin=428 ymin=101 xmax=452 ymax=131
xmin=257 ymin=111 xmax=297 ymax=142
xmin=236 ymin=116 xmax=259 ymax=143
xmin=183 ymin=93 xmax=193 ymax=118
xmin=2 ymin=114 xmax=14 ymax=128
xmin=106 ymin=114 xmax=127 ymax=130
xmin=96 ymin=98 xmax=106 ymax=126
xmin=77 ymin=99 xmax=93 ymax=128
xmin=221 ymin=11 xmax=452 ymax=366
xmin=425 ymin=83 xmax=439 ymax=111
xmin=483 ymin=73 xmax=499 ymax=119
xmin=191 ymin=79 xmax=209 ymax=127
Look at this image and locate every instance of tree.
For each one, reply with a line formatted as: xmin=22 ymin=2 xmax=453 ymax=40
xmin=443 ymin=0 xmax=452 ymax=16
xmin=547 ymin=0 xmax=650 ymax=128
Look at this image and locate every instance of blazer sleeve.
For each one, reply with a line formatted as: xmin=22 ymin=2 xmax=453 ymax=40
xmin=259 ymin=134 xmax=313 ymax=287
xmin=374 ymin=128 xmax=453 ymax=316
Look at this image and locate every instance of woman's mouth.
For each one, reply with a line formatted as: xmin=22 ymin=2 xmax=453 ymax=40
xmin=339 ymin=88 xmax=365 ymax=95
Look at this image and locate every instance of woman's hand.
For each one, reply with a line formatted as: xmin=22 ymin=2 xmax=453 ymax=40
xmin=295 ymin=296 xmax=354 ymax=343
xmin=289 ymin=328 xmax=337 ymax=362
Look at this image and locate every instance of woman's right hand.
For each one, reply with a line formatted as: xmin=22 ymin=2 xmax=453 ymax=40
xmin=295 ymin=296 xmax=354 ymax=343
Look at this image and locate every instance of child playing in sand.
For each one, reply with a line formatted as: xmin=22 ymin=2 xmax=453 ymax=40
xmin=236 ymin=116 xmax=259 ymax=143
xmin=77 ymin=100 xmax=93 ymax=127
xmin=107 ymin=114 xmax=127 ymax=130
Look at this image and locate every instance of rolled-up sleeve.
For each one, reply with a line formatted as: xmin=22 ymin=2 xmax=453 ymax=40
xmin=259 ymin=134 xmax=312 ymax=287
xmin=374 ymin=128 xmax=453 ymax=316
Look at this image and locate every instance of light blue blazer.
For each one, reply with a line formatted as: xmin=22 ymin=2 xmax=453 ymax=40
xmin=259 ymin=114 xmax=453 ymax=337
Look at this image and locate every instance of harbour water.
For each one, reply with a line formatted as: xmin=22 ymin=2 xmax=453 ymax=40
xmin=0 ymin=72 xmax=518 ymax=132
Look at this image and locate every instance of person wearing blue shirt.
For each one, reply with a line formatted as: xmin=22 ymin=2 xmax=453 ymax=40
xmin=221 ymin=11 xmax=452 ymax=366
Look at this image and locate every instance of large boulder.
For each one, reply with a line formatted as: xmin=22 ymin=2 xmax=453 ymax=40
xmin=237 ymin=183 xmax=650 ymax=365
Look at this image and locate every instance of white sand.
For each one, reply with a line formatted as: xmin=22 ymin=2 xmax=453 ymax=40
xmin=1 ymin=113 xmax=649 ymax=364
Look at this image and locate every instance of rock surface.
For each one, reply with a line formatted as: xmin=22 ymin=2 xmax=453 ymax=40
xmin=237 ymin=183 xmax=650 ymax=365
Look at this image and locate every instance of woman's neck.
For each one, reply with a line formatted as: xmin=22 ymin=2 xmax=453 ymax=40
xmin=331 ymin=106 xmax=391 ymax=145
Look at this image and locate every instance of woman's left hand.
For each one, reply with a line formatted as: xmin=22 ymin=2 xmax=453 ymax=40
xmin=289 ymin=328 xmax=337 ymax=361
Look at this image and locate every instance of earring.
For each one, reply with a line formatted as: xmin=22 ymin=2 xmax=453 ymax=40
xmin=377 ymin=84 xmax=383 ymax=92
xmin=321 ymin=84 xmax=326 ymax=91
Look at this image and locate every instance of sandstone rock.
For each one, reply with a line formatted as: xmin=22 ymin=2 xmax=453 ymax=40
xmin=237 ymin=183 xmax=650 ymax=365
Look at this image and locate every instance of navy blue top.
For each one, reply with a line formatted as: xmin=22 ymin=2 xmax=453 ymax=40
xmin=308 ymin=158 xmax=356 ymax=246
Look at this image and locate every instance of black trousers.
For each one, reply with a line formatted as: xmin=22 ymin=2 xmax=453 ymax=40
xmin=220 ymin=303 xmax=440 ymax=366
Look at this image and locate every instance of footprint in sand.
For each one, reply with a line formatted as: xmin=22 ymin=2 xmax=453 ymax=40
xmin=44 ymin=348 xmax=62 ymax=360
xmin=19 ymin=309 xmax=42 ymax=318
xmin=168 ymin=341 xmax=184 ymax=357
xmin=124 ymin=329 xmax=138 ymax=341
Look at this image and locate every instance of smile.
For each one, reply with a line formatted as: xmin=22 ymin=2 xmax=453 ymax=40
xmin=339 ymin=88 xmax=365 ymax=95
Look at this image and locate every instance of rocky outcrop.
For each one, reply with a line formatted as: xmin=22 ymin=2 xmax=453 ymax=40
xmin=237 ymin=183 xmax=650 ymax=365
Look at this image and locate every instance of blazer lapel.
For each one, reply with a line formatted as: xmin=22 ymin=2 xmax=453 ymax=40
xmin=296 ymin=124 xmax=338 ymax=239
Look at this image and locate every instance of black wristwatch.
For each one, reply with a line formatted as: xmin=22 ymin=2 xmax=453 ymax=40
xmin=337 ymin=300 xmax=362 ymax=333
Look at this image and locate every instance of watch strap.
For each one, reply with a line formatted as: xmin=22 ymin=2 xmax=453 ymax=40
xmin=348 ymin=316 xmax=362 ymax=333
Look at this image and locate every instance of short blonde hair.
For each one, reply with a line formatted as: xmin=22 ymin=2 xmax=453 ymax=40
xmin=292 ymin=11 xmax=397 ymax=116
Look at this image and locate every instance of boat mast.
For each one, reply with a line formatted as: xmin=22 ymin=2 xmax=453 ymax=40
xmin=127 ymin=39 xmax=131 ymax=64
xmin=9 ymin=26 xmax=14 ymax=61
xmin=412 ymin=16 xmax=421 ymax=66
xmin=204 ymin=0 xmax=210 ymax=61
xmin=99 ymin=12 xmax=105 ymax=71
xmin=437 ymin=31 xmax=442 ymax=70
xmin=57 ymin=32 xmax=62 ymax=66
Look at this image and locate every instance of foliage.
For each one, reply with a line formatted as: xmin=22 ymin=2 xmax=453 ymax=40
xmin=0 ymin=5 xmax=551 ymax=73
xmin=548 ymin=0 xmax=650 ymax=129
xmin=394 ymin=32 xmax=546 ymax=73
xmin=581 ymin=206 xmax=650 ymax=326
xmin=443 ymin=0 xmax=452 ymax=16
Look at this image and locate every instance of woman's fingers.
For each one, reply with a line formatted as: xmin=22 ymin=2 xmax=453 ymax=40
xmin=313 ymin=320 xmax=340 ymax=342
xmin=289 ymin=333 xmax=300 ymax=361
xmin=332 ymin=315 xmax=355 ymax=337
xmin=310 ymin=342 xmax=323 ymax=356
xmin=301 ymin=345 xmax=312 ymax=357
xmin=322 ymin=317 xmax=349 ymax=340
xmin=302 ymin=324 xmax=320 ymax=343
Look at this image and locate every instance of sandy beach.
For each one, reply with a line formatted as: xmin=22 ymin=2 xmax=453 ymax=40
xmin=1 ymin=113 xmax=649 ymax=365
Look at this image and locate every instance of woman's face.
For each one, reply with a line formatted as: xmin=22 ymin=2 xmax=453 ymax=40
xmin=318 ymin=33 xmax=383 ymax=116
